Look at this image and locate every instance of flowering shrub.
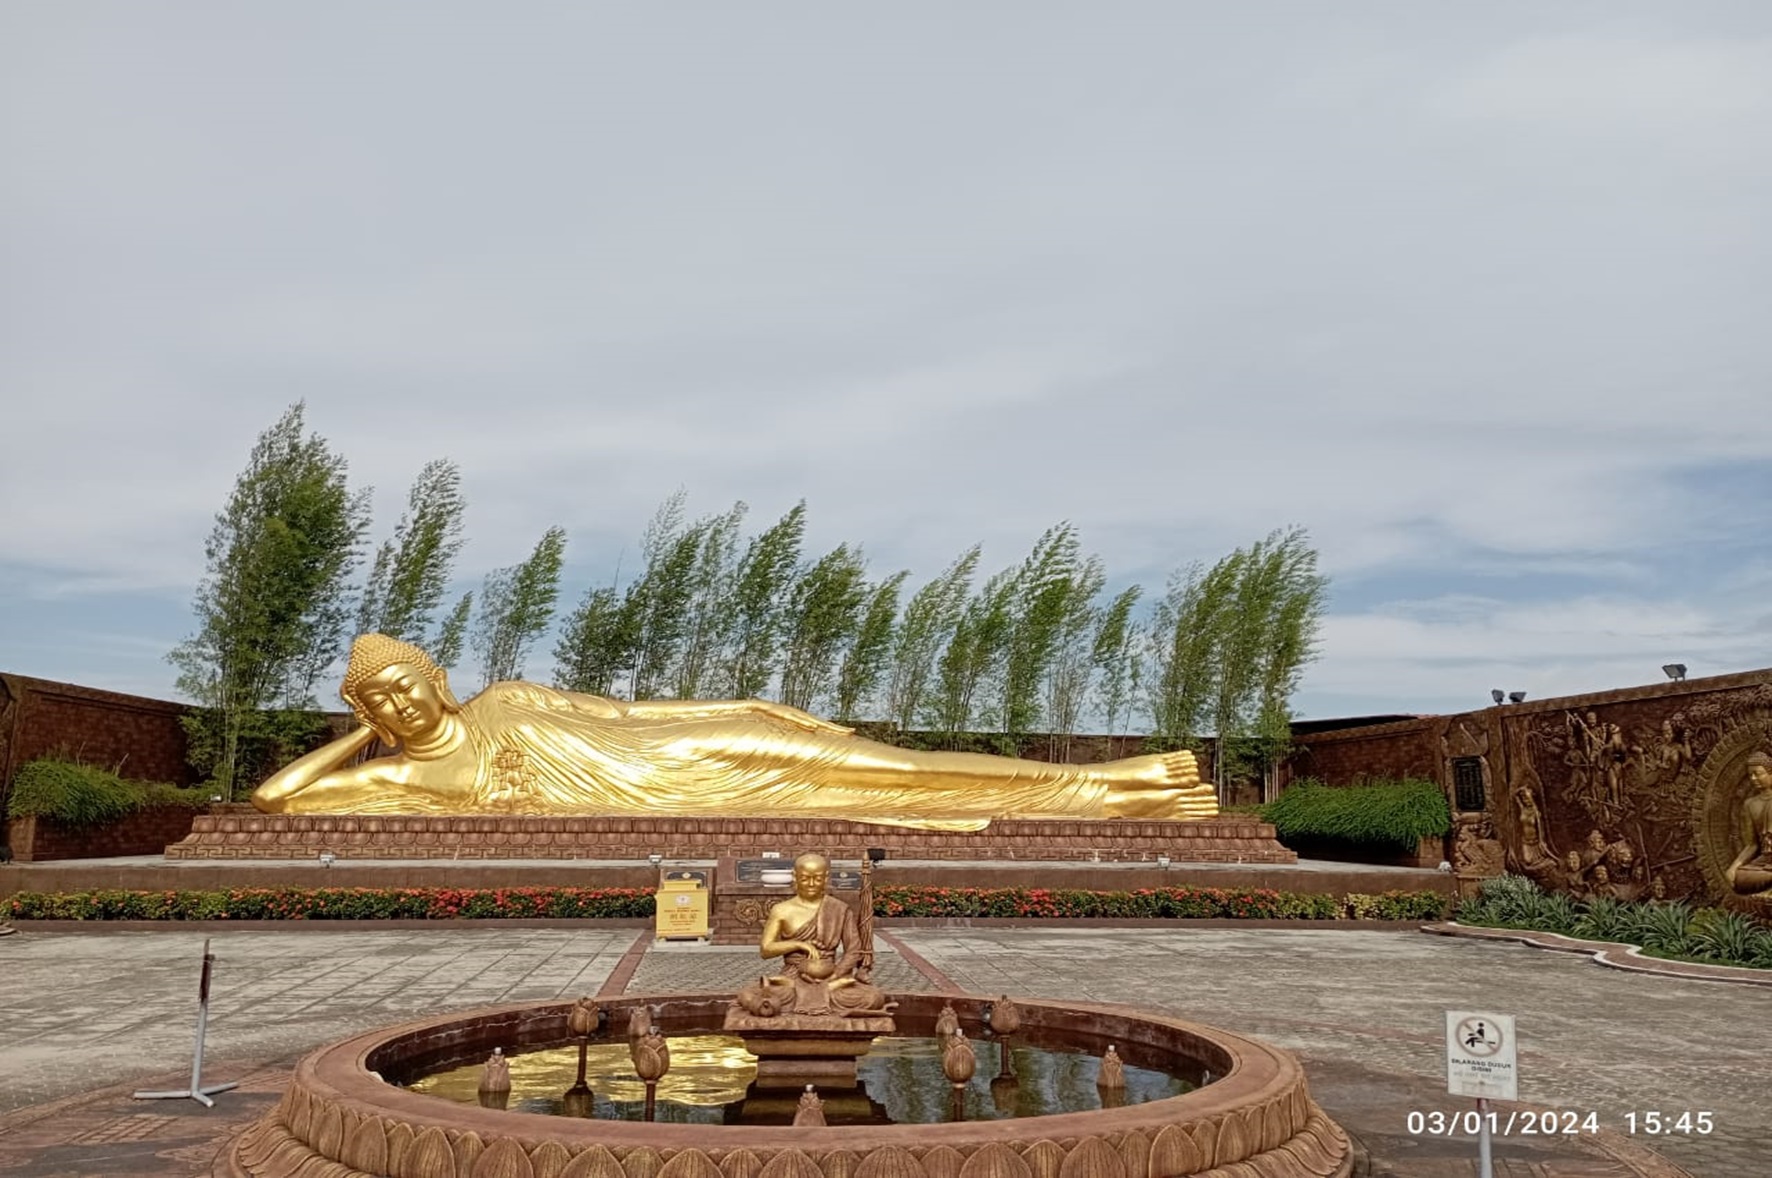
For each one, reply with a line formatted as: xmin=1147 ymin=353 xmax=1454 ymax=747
xmin=2 ymin=886 xmax=654 ymax=922
xmin=872 ymin=885 xmax=1445 ymax=921
xmin=3 ymin=883 xmax=1447 ymax=923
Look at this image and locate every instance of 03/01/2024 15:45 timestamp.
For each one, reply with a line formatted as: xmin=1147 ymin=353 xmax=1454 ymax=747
xmin=1625 ymin=1111 xmax=1713 ymax=1135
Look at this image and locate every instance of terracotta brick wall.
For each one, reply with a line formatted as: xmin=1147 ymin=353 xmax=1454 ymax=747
xmin=7 ymin=807 xmax=207 ymax=863
xmin=1281 ymin=717 xmax=1441 ymax=787
xmin=0 ymin=674 xmax=196 ymax=797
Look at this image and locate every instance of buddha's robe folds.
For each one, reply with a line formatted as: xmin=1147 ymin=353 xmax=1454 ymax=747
xmin=269 ymin=681 xmax=1127 ymax=830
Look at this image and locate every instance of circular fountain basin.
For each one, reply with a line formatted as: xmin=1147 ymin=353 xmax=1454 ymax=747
xmin=223 ymin=993 xmax=1353 ymax=1178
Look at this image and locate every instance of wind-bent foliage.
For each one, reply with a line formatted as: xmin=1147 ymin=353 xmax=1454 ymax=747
xmin=778 ymin=544 xmax=869 ymax=711
xmin=553 ymin=584 xmax=629 ymax=696
xmin=1146 ymin=553 xmax=1243 ymax=747
xmin=996 ymin=524 xmax=1082 ymax=741
xmin=931 ymin=568 xmax=1016 ymax=739
xmin=723 ymin=502 xmax=806 ymax=698
xmin=1091 ymin=586 xmax=1143 ymax=736
xmin=473 ymin=526 xmax=568 ymax=685
xmin=621 ymin=492 xmax=701 ymax=699
xmin=886 ymin=546 xmax=979 ymax=730
xmin=168 ymin=402 xmax=369 ymax=796
xmin=1145 ymin=527 xmax=1326 ymax=788
xmin=672 ymin=502 xmax=746 ymax=699
xmin=355 ymin=458 xmax=467 ymax=646
xmin=1041 ymin=555 xmax=1106 ymax=755
xmin=834 ymin=571 xmax=908 ymax=721
xmin=432 ymin=591 xmax=473 ymax=669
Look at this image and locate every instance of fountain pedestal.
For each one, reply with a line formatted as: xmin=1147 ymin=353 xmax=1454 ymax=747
xmin=723 ymin=1009 xmax=894 ymax=1086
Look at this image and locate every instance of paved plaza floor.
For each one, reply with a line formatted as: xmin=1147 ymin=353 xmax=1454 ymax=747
xmin=0 ymin=925 xmax=1755 ymax=1177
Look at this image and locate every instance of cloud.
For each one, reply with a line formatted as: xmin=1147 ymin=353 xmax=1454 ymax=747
xmin=1434 ymin=32 xmax=1772 ymax=131
xmin=1304 ymin=592 xmax=1772 ymax=716
xmin=3 ymin=5 xmax=1769 ymax=716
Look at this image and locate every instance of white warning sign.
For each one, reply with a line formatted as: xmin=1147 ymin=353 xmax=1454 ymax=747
xmin=1445 ymin=1011 xmax=1517 ymax=1101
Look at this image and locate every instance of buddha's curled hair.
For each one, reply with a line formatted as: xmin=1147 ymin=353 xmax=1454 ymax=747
xmin=340 ymin=633 xmax=462 ymax=718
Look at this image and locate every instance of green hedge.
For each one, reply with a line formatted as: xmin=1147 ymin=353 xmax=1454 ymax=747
xmin=1261 ymin=778 xmax=1451 ymax=852
xmin=6 ymin=758 xmax=210 ymax=827
xmin=1456 ymin=875 xmax=1772 ymax=970
xmin=2 ymin=886 xmax=656 ymax=921
xmin=875 ymin=884 xmax=1447 ymax=921
xmin=2 ymin=883 xmax=1447 ymax=923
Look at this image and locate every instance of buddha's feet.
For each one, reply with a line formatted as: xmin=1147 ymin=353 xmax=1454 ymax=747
xmin=1100 ymin=750 xmax=1219 ymax=819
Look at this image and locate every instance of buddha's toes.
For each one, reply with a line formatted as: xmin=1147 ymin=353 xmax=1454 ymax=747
xmin=1115 ymin=749 xmax=1204 ymax=790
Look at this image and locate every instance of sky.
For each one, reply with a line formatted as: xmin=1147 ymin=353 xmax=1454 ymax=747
xmin=2 ymin=2 xmax=1769 ymax=724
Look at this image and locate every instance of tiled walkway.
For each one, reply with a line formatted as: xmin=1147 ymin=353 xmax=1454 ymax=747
xmin=0 ymin=924 xmax=1748 ymax=1176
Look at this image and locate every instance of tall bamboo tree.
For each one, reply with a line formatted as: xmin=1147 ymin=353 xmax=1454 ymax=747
xmin=778 ymin=544 xmax=869 ymax=712
xmin=723 ymin=502 xmax=806 ymax=698
xmin=473 ymin=526 xmax=568 ymax=686
xmin=673 ymin=501 xmax=747 ymax=699
xmin=168 ymin=402 xmax=369 ymax=796
xmin=553 ymin=585 xmax=629 ymax=695
xmin=1091 ymin=586 xmax=1143 ymax=736
xmin=355 ymin=458 xmax=467 ymax=645
xmin=885 ymin=546 xmax=978 ymax=730
xmin=931 ymin=568 xmax=1016 ymax=738
xmin=998 ymin=523 xmax=1086 ymax=742
xmin=834 ymin=570 xmax=908 ymax=720
xmin=1041 ymin=555 xmax=1106 ymax=756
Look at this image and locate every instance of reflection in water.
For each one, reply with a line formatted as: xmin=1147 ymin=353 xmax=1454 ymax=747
xmin=403 ymin=1033 xmax=1199 ymax=1125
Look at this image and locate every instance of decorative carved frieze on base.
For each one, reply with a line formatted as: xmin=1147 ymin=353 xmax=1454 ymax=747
xmin=167 ymin=814 xmax=1297 ymax=864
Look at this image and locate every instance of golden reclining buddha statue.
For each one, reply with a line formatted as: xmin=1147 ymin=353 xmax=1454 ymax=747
xmin=251 ymin=634 xmax=1218 ymax=830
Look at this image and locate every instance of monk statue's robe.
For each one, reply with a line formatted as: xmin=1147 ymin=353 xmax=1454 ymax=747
xmin=736 ymin=895 xmax=890 ymax=1019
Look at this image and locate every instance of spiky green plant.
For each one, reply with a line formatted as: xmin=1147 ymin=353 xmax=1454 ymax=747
xmin=1572 ymin=896 xmax=1634 ymax=942
xmin=1635 ymin=901 xmax=1696 ymax=956
xmin=1689 ymin=908 xmax=1761 ymax=963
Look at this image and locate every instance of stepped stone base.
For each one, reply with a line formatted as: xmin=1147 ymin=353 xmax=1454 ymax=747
xmin=164 ymin=813 xmax=1296 ymax=863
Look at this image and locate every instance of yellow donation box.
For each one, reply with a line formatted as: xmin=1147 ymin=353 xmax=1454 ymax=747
xmin=655 ymin=869 xmax=710 ymax=941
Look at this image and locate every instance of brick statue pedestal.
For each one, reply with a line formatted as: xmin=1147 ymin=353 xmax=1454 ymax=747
xmin=723 ymin=1009 xmax=896 ymax=1087
xmin=165 ymin=813 xmax=1296 ymax=864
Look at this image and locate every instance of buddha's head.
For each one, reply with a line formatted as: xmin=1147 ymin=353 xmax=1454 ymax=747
xmin=341 ymin=634 xmax=462 ymax=743
xmin=1748 ymin=751 xmax=1772 ymax=792
xmin=792 ymin=852 xmax=831 ymax=903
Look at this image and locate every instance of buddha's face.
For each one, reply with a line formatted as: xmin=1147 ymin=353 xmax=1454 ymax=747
xmin=1749 ymin=761 xmax=1772 ymax=792
xmin=353 ymin=662 xmax=447 ymax=742
xmin=793 ymin=856 xmax=830 ymax=902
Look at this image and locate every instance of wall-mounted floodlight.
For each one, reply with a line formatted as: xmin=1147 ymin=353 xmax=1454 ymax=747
xmin=1508 ymin=691 xmax=1527 ymax=704
xmin=1490 ymin=689 xmax=1505 ymax=705
xmin=1663 ymin=664 xmax=1687 ymax=682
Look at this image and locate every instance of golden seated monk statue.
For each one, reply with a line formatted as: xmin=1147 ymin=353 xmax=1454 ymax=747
xmin=734 ymin=852 xmax=891 ymax=1019
xmin=250 ymin=634 xmax=1218 ymax=829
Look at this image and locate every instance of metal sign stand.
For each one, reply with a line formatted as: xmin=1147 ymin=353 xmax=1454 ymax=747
xmin=1445 ymin=1011 xmax=1517 ymax=1178
xmin=134 ymin=938 xmax=239 ymax=1107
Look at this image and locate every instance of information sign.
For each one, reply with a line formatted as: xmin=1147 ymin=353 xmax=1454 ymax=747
xmin=655 ymin=871 xmax=710 ymax=940
xmin=1445 ymin=1011 xmax=1518 ymax=1101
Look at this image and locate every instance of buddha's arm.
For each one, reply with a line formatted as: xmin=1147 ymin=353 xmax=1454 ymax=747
xmin=758 ymin=906 xmax=822 ymax=961
xmin=253 ymin=726 xmax=381 ymax=809
xmin=620 ymin=698 xmax=853 ymax=735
